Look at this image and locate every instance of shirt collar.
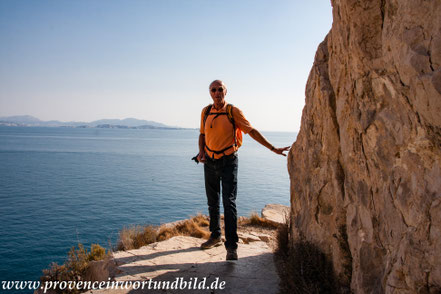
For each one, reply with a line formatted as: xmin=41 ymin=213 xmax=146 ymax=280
xmin=212 ymin=103 xmax=227 ymax=112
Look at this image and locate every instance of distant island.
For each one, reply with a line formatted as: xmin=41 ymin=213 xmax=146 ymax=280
xmin=0 ymin=115 xmax=191 ymax=130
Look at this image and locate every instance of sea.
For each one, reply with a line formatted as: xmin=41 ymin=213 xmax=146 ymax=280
xmin=0 ymin=126 xmax=296 ymax=289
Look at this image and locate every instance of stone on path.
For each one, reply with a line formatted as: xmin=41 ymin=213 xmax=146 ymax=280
xmin=237 ymin=232 xmax=261 ymax=244
xmin=261 ymin=204 xmax=290 ymax=225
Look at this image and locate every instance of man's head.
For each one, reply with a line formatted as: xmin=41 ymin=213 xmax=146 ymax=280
xmin=209 ymin=80 xmax=227 ymax=109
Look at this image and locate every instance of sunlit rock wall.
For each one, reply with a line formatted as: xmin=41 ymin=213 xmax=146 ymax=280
xmin=288 ymin=1 xmax=441 ymax=292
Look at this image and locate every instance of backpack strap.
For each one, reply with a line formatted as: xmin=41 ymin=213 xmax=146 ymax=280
xmin=202 ymin=104 xmax=213 ymax=129
xmin=226 ymin=104 xmax=237 ymax=147
xmin=205 ymin=144 xmax=235 ymax=155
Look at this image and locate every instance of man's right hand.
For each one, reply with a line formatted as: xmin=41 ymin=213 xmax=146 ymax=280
xmin=197 ymin=152 xmax=206 ymax=163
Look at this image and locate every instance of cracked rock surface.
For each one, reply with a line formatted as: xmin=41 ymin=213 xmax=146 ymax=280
xmin=288 ymin=1 xmax=441 ymax=293
xmin=91 ymin=236 xmax=278 ymax=294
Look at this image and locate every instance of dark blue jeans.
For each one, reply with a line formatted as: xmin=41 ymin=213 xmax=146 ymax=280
xmin=204 ymin=153 xmax=238 ymax=249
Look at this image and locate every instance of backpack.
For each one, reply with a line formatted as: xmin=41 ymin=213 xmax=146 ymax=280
xmin=203 ymin=104 xmax=243 ymax=155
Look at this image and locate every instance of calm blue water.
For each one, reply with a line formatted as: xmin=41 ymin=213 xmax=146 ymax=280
xmin=0 ymin=126 xmax=295 ymax=286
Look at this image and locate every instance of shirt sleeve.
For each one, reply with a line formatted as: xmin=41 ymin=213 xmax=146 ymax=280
xmin=232 ymin=106 xmax=253 ymax=134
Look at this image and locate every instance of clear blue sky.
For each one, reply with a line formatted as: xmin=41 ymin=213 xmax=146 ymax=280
xmin=0 ymin=0 xmax=332 ymax=132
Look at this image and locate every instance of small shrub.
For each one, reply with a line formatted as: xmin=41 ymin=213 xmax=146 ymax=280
xmin=175 ymin=219 xmax=210 ymax=239
xmin=117 ymin=226 xmax=137 ymax=251
xmin=285 ymin=241 xmax=338 ymax=293
xmin=42 ymin=262 xmax=66 ymax=283
xmin=65 ymin=243 xmax=89 ymax=277
xmin=157 ymin=219 xmax=210 ymax=241
xmin=117 ymin=225 xmax=157 ymax=251
xmin=157 ymin=226 xmax=179 ymax=241
xmin=242 ymin=212 xmax=279 ymax=229
xmin=41 ymin=243 xmax=109 ymax=294
xmin=133 ymin=226 xmax=157 ymax=249
xmin=275 ymin=216 xmax=340 ymax=294
xmin=88 ymin=244 xmax=107 ymax=261
xmin=118 ymin=215 xmax=210 ymax=250
xmin=191 ymin=213 xmax=209 ymax=227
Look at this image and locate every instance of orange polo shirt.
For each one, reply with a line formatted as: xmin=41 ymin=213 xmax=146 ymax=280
xmin=200 ymin=103 xmax=253 ymax=159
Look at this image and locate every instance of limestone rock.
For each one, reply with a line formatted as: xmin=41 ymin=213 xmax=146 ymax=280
xmin=288 ymin=1 xmax=441 ymax=293
xmin=261 ymin=204 xmax=290 ymax=225
xmin=84 ymin=258 xmax=120 ymax=282
xmin=237 ymin=232 xmax=261 ymax=244
xmin=91 ymin=236 xmax=279 ymax=294
xmin=252 ymin=232 xmax=272 ymax=242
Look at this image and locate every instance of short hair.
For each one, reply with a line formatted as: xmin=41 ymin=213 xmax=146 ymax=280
xmin=209 ymin=80 xmax=226 ymax=89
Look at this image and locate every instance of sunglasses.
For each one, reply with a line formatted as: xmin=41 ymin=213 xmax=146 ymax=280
xmin=210 ymin=87 xmax=224 ymax=93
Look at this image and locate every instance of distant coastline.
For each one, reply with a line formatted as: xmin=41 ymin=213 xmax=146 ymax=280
xmin=0 ymin=123 xmax=194 ymax=130
xmin=0 ymin=115 xmax=193 ymax=130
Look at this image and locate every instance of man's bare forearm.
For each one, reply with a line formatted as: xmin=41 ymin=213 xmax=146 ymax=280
xmin=248 ymin=129 xmax=290 ymax=156
xmin=248 ymin=129 xmax=274 ymax=150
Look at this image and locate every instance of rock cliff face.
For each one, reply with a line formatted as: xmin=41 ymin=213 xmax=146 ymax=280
xmin=288 ymin=1 xmax=441 ymax=293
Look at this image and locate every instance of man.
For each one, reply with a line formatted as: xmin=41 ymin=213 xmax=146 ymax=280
xmin=197 ymin=80 xmax=290 ymax=260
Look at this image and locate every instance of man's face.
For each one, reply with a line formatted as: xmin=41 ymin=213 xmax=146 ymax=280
xmin=209 ymin=82 xmax=227 ymax=107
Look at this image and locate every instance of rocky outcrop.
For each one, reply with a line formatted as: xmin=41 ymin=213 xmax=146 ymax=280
xmin=80 ymin=207 xmax=285 ymax=294
xmin=288 ymin=1 xmax=441 ymax=293
xmin=261 ymin=204 xmax=290 ymax=225
xmin=91 ymin=236 xmax=278 ymax=294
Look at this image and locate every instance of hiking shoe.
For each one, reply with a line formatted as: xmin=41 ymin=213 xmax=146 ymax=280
xmin=200 ymin=237 xmax=222 ymax=249
xmin=226 ymin=248 xmax=238 ymax=260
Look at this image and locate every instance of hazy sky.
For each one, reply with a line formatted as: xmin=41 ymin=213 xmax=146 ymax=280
xmin=0 ymin=1 xmax=332 ymax=132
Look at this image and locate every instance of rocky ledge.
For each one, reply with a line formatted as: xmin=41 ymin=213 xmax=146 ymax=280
xmin=85 ymin=204 xmax=288 ymax=294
